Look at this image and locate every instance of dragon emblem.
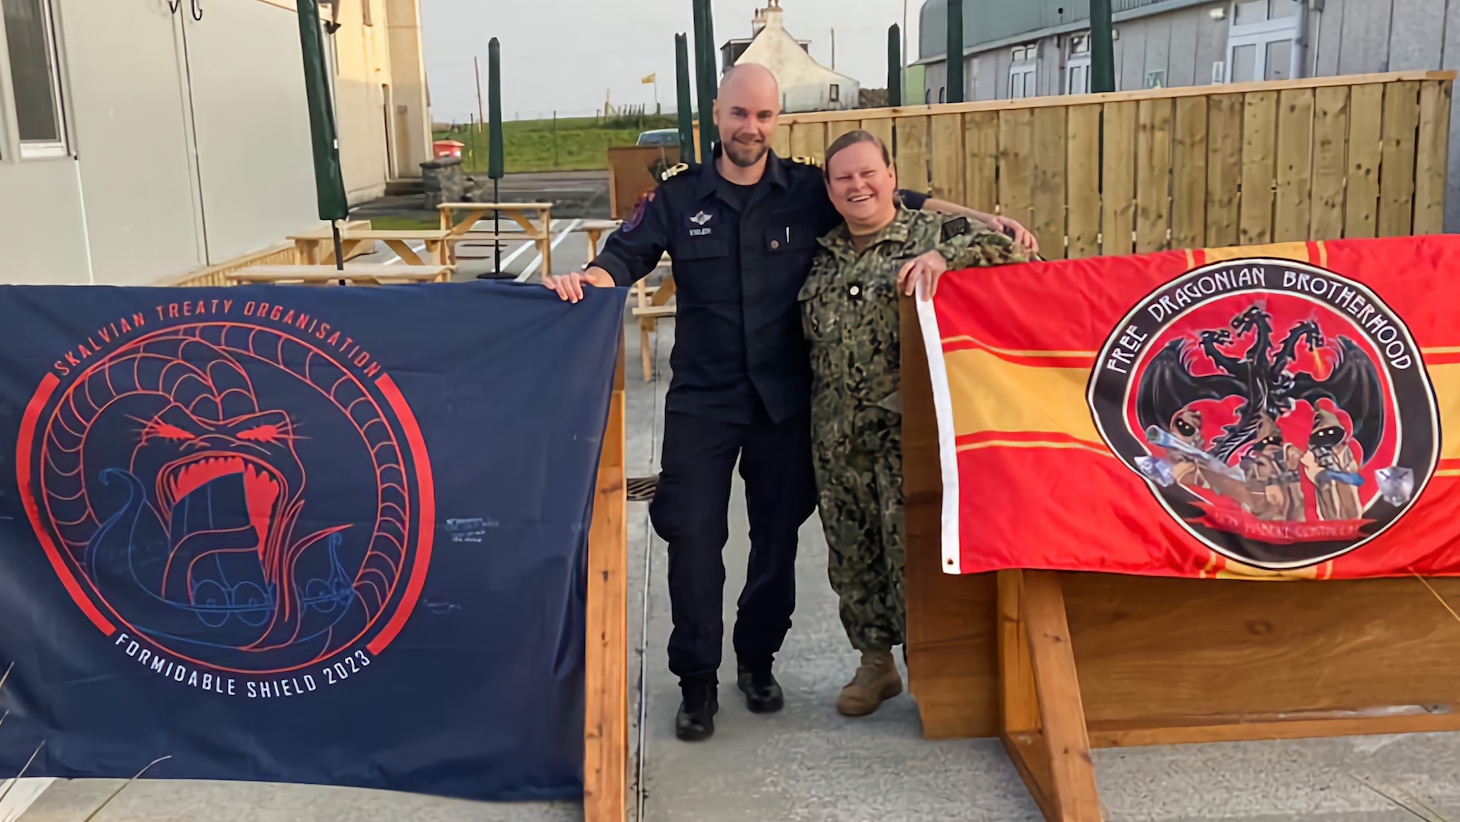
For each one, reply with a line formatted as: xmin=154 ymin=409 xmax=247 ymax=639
xmin=1088 ymin=259 xmax=1438 ymax=569
xmin=1137 ymin=303 xmax=1386 ymax=465
xmin=38 ymin=326 xmax=408 ymax=673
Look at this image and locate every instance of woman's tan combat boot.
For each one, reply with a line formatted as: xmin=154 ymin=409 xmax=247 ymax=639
xmin=836 ymin=649 xmax=903 ymax=716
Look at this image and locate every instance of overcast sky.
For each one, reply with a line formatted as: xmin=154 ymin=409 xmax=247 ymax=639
xmin=418 ymin=0 xmax=925 ymax=123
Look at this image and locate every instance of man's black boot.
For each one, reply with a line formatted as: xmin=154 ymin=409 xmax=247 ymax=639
xmin=736 ymin=660 xmax=784 ymax=714
xmin=675 ymin=681 xmax=718 ymax=741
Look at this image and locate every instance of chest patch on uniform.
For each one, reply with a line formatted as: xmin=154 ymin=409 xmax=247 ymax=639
xmin=941 ymin=216 xmax=970 ymax=242
xmin=689 ymin=210 xmax=714 ymax=236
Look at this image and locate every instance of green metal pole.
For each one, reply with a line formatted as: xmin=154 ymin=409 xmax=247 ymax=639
xmin=887 ymin=24 xmax=902 ymax=108
xmin=698 ymin=0 xmax=718 ymax=163
xmin=945 ymin=0 xmax=964 ymax=103
xmin=675 ymin=33 xmax=695 ymax=155
xmin=1091 ymin=0 xmax=1115 ymax=93
xmin=692 ymin=0 xmax=714 ymax=163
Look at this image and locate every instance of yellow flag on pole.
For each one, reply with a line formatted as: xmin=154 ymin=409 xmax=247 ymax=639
xmin=642 ymin=72 xmax=656 ymax=84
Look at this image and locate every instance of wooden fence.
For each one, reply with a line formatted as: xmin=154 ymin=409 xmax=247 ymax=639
xmin=773 ymin=71 xmax=1455 ymax=259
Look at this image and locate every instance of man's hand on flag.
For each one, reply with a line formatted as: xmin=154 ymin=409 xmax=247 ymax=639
xmin=543 ymin=268 xmax=614 ymax=303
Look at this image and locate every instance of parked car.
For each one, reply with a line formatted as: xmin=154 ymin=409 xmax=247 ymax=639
xmin=636 ymin=128 xmax=680 ymax=147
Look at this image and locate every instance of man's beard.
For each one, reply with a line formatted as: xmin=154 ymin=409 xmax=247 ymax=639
xmin=724 ymin=137 xmax=768 ymax=168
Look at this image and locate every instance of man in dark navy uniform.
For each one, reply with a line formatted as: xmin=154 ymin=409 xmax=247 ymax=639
xmin=544 ymin=63 xmax=1034 ymax=742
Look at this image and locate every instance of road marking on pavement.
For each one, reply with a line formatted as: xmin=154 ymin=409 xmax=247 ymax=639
xmin=519 ymin=219 xmax=582 ymax=282
xmin=376 ymin=242 xmax=423 ymax=266
xmin=498 ymin=225 xmax=543 ymax=271
xmin=443 ymin=221 xmax=546 ymax=276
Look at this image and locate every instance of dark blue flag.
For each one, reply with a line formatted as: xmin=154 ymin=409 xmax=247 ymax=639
xmin=0 ymin=279 xmax=626 ymax=802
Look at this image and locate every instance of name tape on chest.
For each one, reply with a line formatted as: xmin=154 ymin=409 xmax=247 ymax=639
xmin=940 ymin=216 xmax=970 ymax=242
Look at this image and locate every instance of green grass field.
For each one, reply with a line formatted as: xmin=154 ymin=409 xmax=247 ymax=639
xmin=435 ymin=114 xmax=681 ymax=174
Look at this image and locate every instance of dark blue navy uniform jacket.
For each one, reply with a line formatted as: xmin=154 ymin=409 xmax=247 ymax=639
xmin=591 ymin=147 xmax=929 ymax=426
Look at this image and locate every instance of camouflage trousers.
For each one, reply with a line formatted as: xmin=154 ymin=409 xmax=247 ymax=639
xmin=810 ymin=403 xmax=905 ymax=653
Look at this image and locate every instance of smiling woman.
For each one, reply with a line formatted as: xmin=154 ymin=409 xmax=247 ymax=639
xmin=798 ymin=128 xmax=1034 ymax=718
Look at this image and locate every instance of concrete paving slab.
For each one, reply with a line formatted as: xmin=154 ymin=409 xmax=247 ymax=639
xmin=12 ymin=778 xmax=579 ymax=822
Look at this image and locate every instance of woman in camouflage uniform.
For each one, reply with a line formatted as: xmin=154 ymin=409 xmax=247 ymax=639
xmin=798 ymin=130 xmax=1033 ymax=717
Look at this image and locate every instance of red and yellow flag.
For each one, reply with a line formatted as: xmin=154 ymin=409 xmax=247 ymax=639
xmin=918 ymin=237 xmax=1460 ymax=580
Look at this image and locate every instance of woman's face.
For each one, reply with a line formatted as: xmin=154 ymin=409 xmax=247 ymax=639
xmin=824 ymin=141 xmax=896 ymax=226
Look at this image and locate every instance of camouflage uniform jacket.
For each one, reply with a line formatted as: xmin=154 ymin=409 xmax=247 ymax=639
xmin=797 ymin=204 xmax=1029 ymax=414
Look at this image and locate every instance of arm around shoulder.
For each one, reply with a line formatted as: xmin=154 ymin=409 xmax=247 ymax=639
xmin=936 ymin=224 xmax=1033 ymax=270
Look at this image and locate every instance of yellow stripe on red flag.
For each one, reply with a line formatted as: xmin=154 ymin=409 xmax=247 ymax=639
xmin=943 ymin=348 xmax=1460 ymax=463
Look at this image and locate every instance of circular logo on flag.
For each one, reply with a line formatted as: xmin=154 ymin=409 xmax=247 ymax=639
xmin=16 ymin=300 xmax=433 ymax=697
xmin=1086 ymin=258 xmax=1439 ymax=570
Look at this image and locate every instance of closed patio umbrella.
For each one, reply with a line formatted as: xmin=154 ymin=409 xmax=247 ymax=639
xmin=487 ymin=37 xmax=505 ymax=276
xmin=295 ymin=0 xmax=349 ymax=271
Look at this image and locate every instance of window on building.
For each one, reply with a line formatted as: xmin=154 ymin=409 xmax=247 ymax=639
xmin=1066 ymin=34 xmax=1091 ymax=95
xmin=1225 ymin=0 xmax=1299 ymax=82
xmin=829 ymin=83 xmax=839 ymax=103
xmin=1009 ymin=44 xmax=1037 ymax=99
xmin=2 ymin=0 xmax=68 ymax=157
xmin=1234 ymin=0 xmax=1298 ymax=25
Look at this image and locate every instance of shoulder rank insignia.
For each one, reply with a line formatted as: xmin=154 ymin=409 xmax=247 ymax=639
xmin=940 ymin=216 xmax=970 ymax=242
xmin=660 ymin=162 xmax=690 ymax=181
xmin=790 ymin=155 xmax=823 ymax=168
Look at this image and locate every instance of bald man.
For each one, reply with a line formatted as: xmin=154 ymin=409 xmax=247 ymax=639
xmin=545 ymin=64 xmax=1035 ymax=742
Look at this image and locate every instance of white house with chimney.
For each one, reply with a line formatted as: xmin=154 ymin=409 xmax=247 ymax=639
xmin=720 ymin=0 xmax=860 ymax=113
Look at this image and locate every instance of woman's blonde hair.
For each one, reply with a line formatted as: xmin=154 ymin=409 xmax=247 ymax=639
xmin=822 ymin=129 xmax=892 ymax=179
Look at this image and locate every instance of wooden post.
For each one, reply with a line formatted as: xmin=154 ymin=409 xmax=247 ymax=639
xmin=1000 ymin=571 xmax=1102 ymax=821
xmin=583 ymin=337 xmax=628 ymax=822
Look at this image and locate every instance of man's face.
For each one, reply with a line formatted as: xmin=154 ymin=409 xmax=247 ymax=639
xmin=824 ymin=141 xmax=896 ymax=224
xmin=714 ymin=76 xmax=780 ymax=168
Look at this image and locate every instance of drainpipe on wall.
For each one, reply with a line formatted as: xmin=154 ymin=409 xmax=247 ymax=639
xmin=1290 ymin=0 xmax=1309 ymax=80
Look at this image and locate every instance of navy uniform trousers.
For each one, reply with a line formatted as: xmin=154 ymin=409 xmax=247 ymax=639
xmin=649 ymin=399 xmax=818 ymax=688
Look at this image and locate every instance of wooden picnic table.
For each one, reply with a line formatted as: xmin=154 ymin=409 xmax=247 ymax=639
xmin=631 ymin=262 xmax=676 ymax=382
xmin=227 ymin=264 xmax=453 ymax=286
xmin=574 ymin=219 xmax=622 ymax=261
xmin=439 ymin=202 xmax=554 ymax=273
xmin=288 ymin=228 xmax=450 ymax=266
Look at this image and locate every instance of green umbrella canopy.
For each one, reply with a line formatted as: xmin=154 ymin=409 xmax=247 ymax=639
xmin=887 ymin=24 xmax=902 ymax=107
xmin=488 ymin=37 xmax=504 ymax=180
xmin=675 ymin=33 xmax=695 ymax=157
xmin=295 ymin=0 xmax=348 ymax=222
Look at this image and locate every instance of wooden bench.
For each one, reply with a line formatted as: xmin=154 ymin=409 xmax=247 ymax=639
xmin=288 ymin=229 xmax=451 ymax=266
xmin=225 ymin=264 xmax=453 ymax=286
xmin=630 ymin=267 xmax=675 ymax=382
xmin=439 ymin=202 xmax=554 ymax=273
xmin=575 ymin=219 xmax=622 ymax=261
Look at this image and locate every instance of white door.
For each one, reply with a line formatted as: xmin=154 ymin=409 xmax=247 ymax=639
xmin=1225 ymin=0 xmax=1299 ymax=82
xmin=1067 ymin=58 xmax=1090 ymax=95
